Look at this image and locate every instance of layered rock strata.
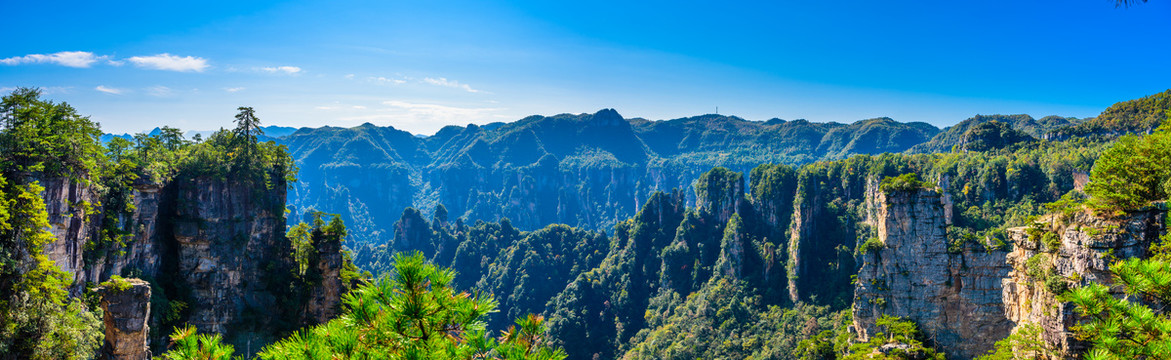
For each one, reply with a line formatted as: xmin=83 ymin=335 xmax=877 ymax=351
xmin=853 ymin=184 xmax=1012 ymax=360
xmin=99 ymin=278 xmax=152 ymax=360
xmin=172 ymin=178 xmax=290 ymax=334
xmin=1001 ymin=210 xmax=1166 ymax=357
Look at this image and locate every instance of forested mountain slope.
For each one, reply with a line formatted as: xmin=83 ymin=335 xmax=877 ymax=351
xmin=275 ymin=91 xmax=1169 ymax=281
xmin=278 ymin=109 xmax=946 ymax=258
xmin=327 ymin=89 xmax=1169 ymax=360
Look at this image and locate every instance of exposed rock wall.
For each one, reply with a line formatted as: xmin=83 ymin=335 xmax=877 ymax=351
xmin=1001 ymin=210 xmax=1166 ymax=357
xmin=99 ymin=278 xmax=152 ymax=360
xmin=172 ymin=177 xmax=290 ymax=335
xmin=786 ymin=186 xmax=820 ymax=303
xmin=37 ymin=173 xmax=350 ymax=354
xmin=304 ymin=233 xmax=344 ymax=324
xmin=39 ymin=176 xmax=99 ymax=292
xmin=41 ymin=177 xmax=170 ymax=293
xmin=86 ymin=183 xmax=170 ymax=284
xmin=852 ymin=184 xmax=1012 ymax=360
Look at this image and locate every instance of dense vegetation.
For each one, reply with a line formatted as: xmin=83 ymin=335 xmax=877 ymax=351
xmin=3 ymin=86 xmax=1171 ymax=359
xmin=0 ymin=88 xmax=301 ymax=358
xmin=0 ymin=88 xmax=105 ymax=359
xmin=1048 ymin=89 xmax=1170 ymax=140
xmin=1084 ymin=113 xmax=1171 ymax=213
xmin=326 ymin=91 xmax=1170 ymax=359
xmin=352 ymin=209 xmax=609 ymax=330
xmin=278 ymin=109 xmax=944 ymax=255
xmin=909 ymin=114 xmax=1080 ymax=153
xmin=1055 ymin=113 xmax=1171 ymax=359
xmin=276 ymin=92 xmax=1155 ymax=295
xmin=162 ymin=252 xmax=568 ymax=360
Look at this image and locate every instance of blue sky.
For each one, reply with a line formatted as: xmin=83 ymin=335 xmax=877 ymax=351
xmin=1 ymin=0 xmax=1169 ymax=135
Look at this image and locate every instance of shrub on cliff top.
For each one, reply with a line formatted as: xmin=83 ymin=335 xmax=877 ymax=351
xmin=879 ymin=173 xmax=931 ymax=194
xmin=99 ymin=275 xmax=133 ymax=293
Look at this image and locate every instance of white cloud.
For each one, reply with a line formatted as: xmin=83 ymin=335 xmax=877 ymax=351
xmin=261 ymin=66 xmax=302 ymax=74
xmin=0 ymin=51 xmax=110 ymax=68
xmin=423 ymin=77 xmax=480 ymax=93
xmin=95 ymin=85 xmax=125 ymax=95
xmin=146 ymin=86 xmax=172 ymax=97
xmin=344 ymin=74 xmax=355 ymax=79
xmin=352 ymin=105 xmax=367 ymax=110
xmin=224 ymin=87 xmax=245 ymax=93
xmin=128 ymin=53 xmax=209 ymax=72
xmin=315 ymin=106 xmax=336 ymax=110
xmin=371 ymin=76 xmax=407 ymax=85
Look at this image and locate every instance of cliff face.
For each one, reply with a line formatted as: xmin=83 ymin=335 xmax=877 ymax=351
xmin=91 ymin=183 xmax=170 ymax=285
xmin=37 ymin=174 xmax=349 ymax=353
xmin=852 ymin=183 xmax=1012 ymax=360
xmin=786 ymin=184 xmax=821 ymax=303
xmin=40 ymin=178 xmax=170 ymax=292
xmin=1001 ymin=210 xmax=1166 ymax=357
xmin=172 ymin=178 xmax=290 ymax=335
xmin=304 ymin=232 xmax=344 ymax=324
xmin=39 ymin=176 xmax=100 ymax=292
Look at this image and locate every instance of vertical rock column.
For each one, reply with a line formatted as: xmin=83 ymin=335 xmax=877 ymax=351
xmin=99 ymin=279 xmax=152 ymax=360
xmin=852 ymin=184 xmax=1012 ymax=360
xmin=305 ymin=233 xmax=344 ymax=324
xmin=172 ymin=178 xmax=288 ymax=334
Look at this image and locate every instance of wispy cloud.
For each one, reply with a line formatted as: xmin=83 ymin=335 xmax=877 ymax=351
xmin=0 ymin=51 xmax=111 ymax=68
xmin=128 ymin=53 xmax=209 ymax=72
xmin=224 ymin=87 xmax=246 ymax=93
xmin=260 ymin=66 xmax=302 ymax=75
xmin=146 ymin=86 xmax=172 ymax=97
xmin=95 ymin=85 xmax=125 ymax=95
xmin=370 ymin=76 xmax=407 ymax=85
xmin=40 ymin=86 xmax=74 ymax=95
xmin=422 ymin=77 xmax=481 ymax=93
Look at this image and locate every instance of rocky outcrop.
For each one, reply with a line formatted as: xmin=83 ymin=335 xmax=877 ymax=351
xmin=33 ymin=171 xmax=352 ymax=354
xmin=853 ymin=183 xmax=1012 ymax=360
xmin=304 ymin=232 xmax=344 ymax=324
xmin=99 ymin=278 xmax=152 ymax=360
xmin=786 ymin=185 xmax=820 ymax=303
xmin=1001 ymin=210 xmax=1166 ymax=357
xmin=172 ymin=177 xmax=291 ymax=335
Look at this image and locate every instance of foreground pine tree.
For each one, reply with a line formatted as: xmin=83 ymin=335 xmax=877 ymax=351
xmin=161 ymin=251 xmax=567 ymax=360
